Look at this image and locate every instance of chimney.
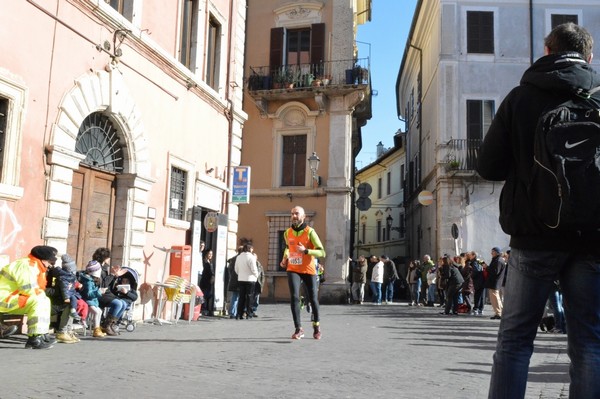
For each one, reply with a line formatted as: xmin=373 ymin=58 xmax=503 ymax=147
xmin=376 ymin=141 xmax=384 ymax=157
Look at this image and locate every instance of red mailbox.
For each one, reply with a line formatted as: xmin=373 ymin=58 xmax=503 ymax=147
xmin=170 ymin=245 xmax=192 ymax=281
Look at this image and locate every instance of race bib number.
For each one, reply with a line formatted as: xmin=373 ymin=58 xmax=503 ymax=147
xmin=288 ymin=236 xmax=303 ymax=265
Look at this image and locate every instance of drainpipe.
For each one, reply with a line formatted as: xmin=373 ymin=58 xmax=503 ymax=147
xmin=223 ymin=0 xmax=236 ymax=218
xmin=529 ymin=0 xmax=534 ymax=65
xmin=409 ymin=43 xmax=423 ymax=259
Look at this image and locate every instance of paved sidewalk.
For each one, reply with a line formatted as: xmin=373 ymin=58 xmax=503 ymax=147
xmin=0 ymin=303 xmax=568 ymax=399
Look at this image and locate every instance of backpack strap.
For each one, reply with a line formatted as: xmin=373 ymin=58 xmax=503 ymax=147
xmin=574 ymin=85 xmax=600 ymax=107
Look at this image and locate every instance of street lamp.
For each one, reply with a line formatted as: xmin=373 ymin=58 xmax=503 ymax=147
xmin=386 ymin=215 xmax=393 ymax=241
xmin=308 ymin=151 xmax=320 ymax=186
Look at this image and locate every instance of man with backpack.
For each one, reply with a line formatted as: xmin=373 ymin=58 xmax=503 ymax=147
xmin=477 ymin=23 xmax=600 ymax=399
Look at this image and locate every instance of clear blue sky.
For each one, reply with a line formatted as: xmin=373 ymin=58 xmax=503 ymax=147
xmin=355 ymin=0 xmax=418 ymax=169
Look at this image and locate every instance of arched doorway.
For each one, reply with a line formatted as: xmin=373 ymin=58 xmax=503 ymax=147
xmin=45 ymin=69 xmax=154 ymax=270
xmin=67 ymin=112 xmax=123 ymax=264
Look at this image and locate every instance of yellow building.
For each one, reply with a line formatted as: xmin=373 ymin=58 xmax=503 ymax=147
xmin=239 ymin=1 xmax=372 ymax=303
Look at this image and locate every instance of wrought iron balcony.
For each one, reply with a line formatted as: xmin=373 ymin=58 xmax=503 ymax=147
xmin=440 ymin=139 xmax=482 ymax=173
xmin=245 ymin=58 xmax=370 ymax=116
xmin=245 ymin=58 xmax=369 ymax=94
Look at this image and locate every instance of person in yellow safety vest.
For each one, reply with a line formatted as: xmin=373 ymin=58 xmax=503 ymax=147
xmin=280 ymin=205 xmax=326 ymax=341
xmin=0 ymin=246 xmax=57 ymax=349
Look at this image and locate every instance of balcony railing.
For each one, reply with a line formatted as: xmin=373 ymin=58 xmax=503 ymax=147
xmin=246 ymin=58 xmax=369 ymax=91
xmin=441 ymin=139 xmax=482 ymax=171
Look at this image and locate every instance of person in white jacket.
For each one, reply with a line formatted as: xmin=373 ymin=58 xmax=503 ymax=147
xmin=234 ymin=244 xmax=259 ymax=319
xmin=369 ymin=256 xmax=384 ymax=305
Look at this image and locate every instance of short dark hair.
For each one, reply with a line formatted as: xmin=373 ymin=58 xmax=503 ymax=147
xmin=92 ymin=247 xmax=111 ymax=263
xmin=545 ymin=22 xmax=594 ymax=61
xmin=242 ymin=243 xmax=253 ymax=253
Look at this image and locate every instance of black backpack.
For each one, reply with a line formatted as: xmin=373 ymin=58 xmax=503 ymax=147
xmin=529 ymin=87 xmax=600 ymax=231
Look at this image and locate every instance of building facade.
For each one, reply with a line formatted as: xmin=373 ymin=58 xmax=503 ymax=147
xmin=1 ymin=0 xmax=247 ymax=315
xmin=239 ymin=0 xmax=372 ymax=303
xmin=354 ymin=134 xmax=407 ymax=275
xmin=396 ymin=0 xmax=598 ymax=260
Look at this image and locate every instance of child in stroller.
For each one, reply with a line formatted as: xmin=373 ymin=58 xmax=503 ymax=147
xmin=99 ymin=265 xmax=139 ymax=335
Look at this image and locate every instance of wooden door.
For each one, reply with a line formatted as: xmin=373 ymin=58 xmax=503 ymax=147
xmin=68 ymin=167 xmax=116 ymax=266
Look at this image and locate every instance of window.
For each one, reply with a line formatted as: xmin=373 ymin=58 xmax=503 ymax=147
xmin=179 ymin=0 xmax=199 ymax=70
xmin=361 ymin=224 xmax=366 ymax=244
xmin=76 ymin=113 xmax=124 ymax=172
xmin=105 ymin=0 xmax=134 ymax=21
xmin=169 ymin=166 xmax=187 ymax=220
xmin=377 ymin=177 xmax=382 ymax=199
xmin=400 ymin=164 xmax=405 ymax=191
xmin=467 ymin=99 xmax=495 ymax=169
xmin=551 ymin=14 xmax=578 ymax=28
xmin=205 ymin=16 xmax=221 ymax=90
xmin=399 ymin=214 xmax=406 ymax=238
xmin=270 ymin=23 xmax=325 ymax=75
xmin=0 ymin=98 xmax=7 ymax=175
xmin=0 ymin=76 xmax=26 ymax=199
xmin=467 ymin=11 xmax=494 ymax=54
xmin=376 ymin=220 xmax=382 ymax=242
xmin=467 ymin=100 xmax=495 ymax=140
xmin=281 ymin=135 xmax=307 ymax=186
xmin=386 ymin=172 xmax=391 ymax=196
xmin=287 ymin=29 xmax=311 ymax=66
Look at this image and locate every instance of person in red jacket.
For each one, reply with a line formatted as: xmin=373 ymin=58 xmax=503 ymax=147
xmin=280 ymin=206 xmax=326 ymax=340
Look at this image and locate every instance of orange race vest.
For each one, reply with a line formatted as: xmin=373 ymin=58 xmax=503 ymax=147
xmin=286 ymin=226 xmax=316 ymax=275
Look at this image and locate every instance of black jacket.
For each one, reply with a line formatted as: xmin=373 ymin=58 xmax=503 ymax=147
xmin=484 ymin=256 xmax=506 ymax=290
xmin=477 ymin=52 xmax=600 ymax=253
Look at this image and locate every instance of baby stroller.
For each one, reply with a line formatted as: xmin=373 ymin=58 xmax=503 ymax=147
xmin=102 ymin=266 xmax=139 ymax=333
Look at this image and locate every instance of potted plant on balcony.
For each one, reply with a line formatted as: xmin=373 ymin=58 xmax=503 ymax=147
xmin=273 ymin=67 xmax=290 ymax=89
xmin=247 ymin=73 xmax=263 ymax=91
xmin=448 ymin=160 xmax=460 ymax=170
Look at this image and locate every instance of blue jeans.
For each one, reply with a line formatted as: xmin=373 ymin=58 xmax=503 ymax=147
xmin=549 ymin=289 xmax=566 ymax=332
xmin=409 ymin=280 xmax=421 ymax=304
xmin=488 ymin=248 xmax=600 ymax=399
xmin=108 ymin=298 xmax=128 ymax=319
xmin=383 ymin=280 xmax=395 ymax=302
xmin=228 ymin=291 xmax=239 ymax=318
xmin=370 ymin=282 xmax=382 ymax=304
xmin=427 ymin=283 xmax=437 ymax=304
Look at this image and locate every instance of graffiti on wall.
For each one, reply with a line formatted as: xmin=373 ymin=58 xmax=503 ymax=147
xmin=0 ymin=200 xmax=22 ymax=253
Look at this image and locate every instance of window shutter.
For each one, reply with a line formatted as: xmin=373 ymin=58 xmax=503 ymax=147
xmin=310 ymin=23 xmax=325 ymax=65
xmin=270 ymin=27 xmax=284 ymax=69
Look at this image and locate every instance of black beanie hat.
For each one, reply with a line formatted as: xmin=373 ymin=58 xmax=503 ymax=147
xmin=30 ymin=246 xmax=58 ymax=263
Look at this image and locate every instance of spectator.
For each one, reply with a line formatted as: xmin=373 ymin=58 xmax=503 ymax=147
xmin=78 ymin=261 xmax=106 ymax=338
xmin=381 ymin=255 xmax=399 ymax=304
xmin=369 ymin=255 xmax=384 ymax=305
xmin=440 ymin=255 xmax=464 ymax=315
xmin=99 ymin=265 xmax=138 ymax=335
xmin=251 ymin=253 xmax=265 ymax=317
xmin=477 ymin=23 xmax=600 ymax=398
xmin=199 ymin=249 xmax=215 ymax=317
xmin=485 ymin=247 xmax=507 ymax=320
xmin=407 ymin=260 xmax=421 ymax=306
xmin=0 ymin=246 xmax=57 ymax=349
xmin=351 ymin=255 xmax=368 ymax=304
xmin=226 ymin=246 xmax=242 ymax=319
xmin=426 ymin=264 xmax=437 ymax=307
xmin=235 ymin=244 xmax=259 ymax=319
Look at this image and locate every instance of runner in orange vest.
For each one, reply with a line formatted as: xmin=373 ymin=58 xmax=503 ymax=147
xmin=280 ymin=206 xmax=326 ymax=340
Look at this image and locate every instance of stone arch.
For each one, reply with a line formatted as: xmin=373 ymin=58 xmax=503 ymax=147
xmin=44 ymin=69 xmax=154 ymax=271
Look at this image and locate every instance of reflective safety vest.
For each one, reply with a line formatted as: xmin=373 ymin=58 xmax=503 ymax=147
xmin=285 ymin=226 xmax=317 ymax=275
xmin=0 ymin=256 xmax=46 ymax=311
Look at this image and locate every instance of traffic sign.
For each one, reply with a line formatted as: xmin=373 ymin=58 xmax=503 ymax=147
xmin=357 ymin=183 xmax=372 ymax=197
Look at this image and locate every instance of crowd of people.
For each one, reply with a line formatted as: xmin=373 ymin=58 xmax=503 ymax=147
xmin=348 ymin=250 xmax=565 ymax=333
xmin=0 ymin=246 xmax=139 ymax=349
